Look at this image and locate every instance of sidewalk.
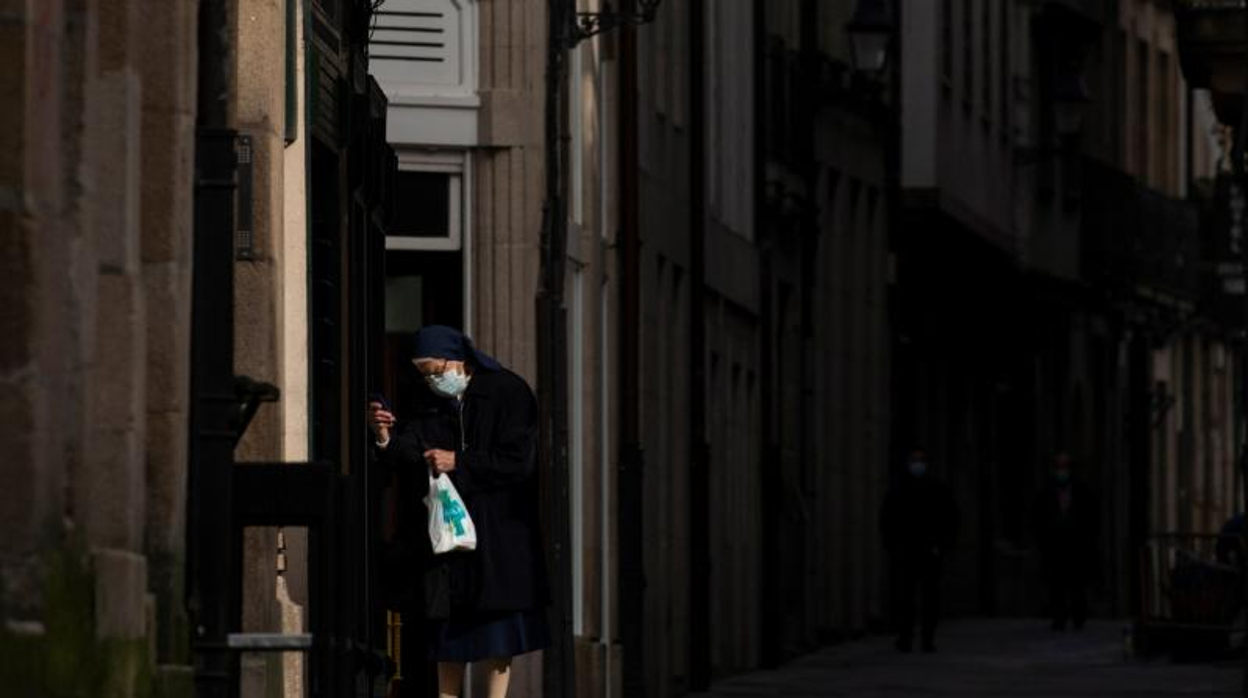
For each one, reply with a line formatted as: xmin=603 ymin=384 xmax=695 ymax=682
xmin=693 ymin=619 xmax=1241 ymax=697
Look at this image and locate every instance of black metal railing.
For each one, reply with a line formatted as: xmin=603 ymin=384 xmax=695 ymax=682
xmin=1080 ymin=158 xmax=1203 ymax=306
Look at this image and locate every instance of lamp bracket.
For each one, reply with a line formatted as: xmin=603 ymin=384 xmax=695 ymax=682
xmin=570 ymin=0 xmax=661 ymax=47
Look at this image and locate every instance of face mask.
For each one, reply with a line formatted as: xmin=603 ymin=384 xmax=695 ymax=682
xmin=426 ymin=369 xmax=469 ymax=398
xmin=1054 ymin=470 xmax=1072 ymax=485
xmin=908 ymin=461 xmax=928 ymax=477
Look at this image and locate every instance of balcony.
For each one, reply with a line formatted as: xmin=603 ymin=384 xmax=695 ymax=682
xmin=1081 ymin=159 xmax=1202 ymax=314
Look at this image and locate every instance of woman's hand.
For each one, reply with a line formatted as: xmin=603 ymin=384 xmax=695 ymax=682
xmin=368 ymin=401 xmax=395 ymax=445
xmin=424 ymin=449 xmax=456 ymax=474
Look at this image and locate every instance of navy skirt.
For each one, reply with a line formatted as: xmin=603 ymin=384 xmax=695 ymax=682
xmin=428 ymin=609 xmax=551 ymax=663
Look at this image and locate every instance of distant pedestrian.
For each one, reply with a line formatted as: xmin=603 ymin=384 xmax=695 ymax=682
xmin=1033 ymin=452 xmax=1098 ymax=631
xmin=880 ymin=448 xmax=960 ymax=653
xmin=1215 ymin=513 xmax=1244 ymax=567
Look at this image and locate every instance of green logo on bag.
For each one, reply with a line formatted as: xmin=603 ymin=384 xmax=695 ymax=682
xmin=440 ymin=489 xmax=468 ymax=536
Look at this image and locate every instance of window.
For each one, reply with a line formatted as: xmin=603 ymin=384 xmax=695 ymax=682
xmin=1137 ymin=40 xmax=1150 ymax=182
xmin=963 ymin=0 xmax=973 ymax=110
xmin=999 ymin=1 xmax=1010 ymax=135
xmin=656 ymin=0 xmax=671 ymax=118
xmin=570 ymin=43 xmax=585 ymax=226
xmin=981 ymin=0 xmax=992 ymax=122
xmin=672 ymin=0 xmax=688 ymax=129
xmin=709 ymin=3 xmax=722 ymax=213
xmin=941 ymin=0 xmax=953 ymax=93
xmin=766 ymin=39 xmax=790 ymax=163
xmin=386 ymin=162 xmax=464 ymax=251
xmin=1158 ymin=52 xmax=1172 ymax=192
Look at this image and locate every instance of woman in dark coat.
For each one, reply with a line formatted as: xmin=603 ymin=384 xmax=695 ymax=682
xmin=1033 ymin=452 xmax=1098 ymax=631
xmin=370 ymin=325 xmax=549 ymax=698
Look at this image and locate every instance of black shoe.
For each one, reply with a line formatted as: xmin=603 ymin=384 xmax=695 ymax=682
xmin=1051 ymin=619 xmax=1067 ymax=631
xmin=921 ymin=641 xmax=937 ymax=654
xmin=1072 ymin=618 xmax=1087 ymax=631
xmin=895 ymin=636 xmax=913 ymax=653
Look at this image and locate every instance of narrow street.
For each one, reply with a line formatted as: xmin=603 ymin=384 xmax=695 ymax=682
xmin=694 ymin=620 xmax=1240 ymax=697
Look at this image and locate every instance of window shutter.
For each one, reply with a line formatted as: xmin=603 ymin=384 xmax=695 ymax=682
xmin=370 ymin=0 xmax=472 ymax=94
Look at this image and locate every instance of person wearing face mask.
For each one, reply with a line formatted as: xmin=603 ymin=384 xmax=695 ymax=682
xmin=879 ymin=448 xmax=960 ymax=653
xmin=369 ymin=325 xmax=549 ymax=698
xmin=1033 ymin=452 xmax=1099 ymax=631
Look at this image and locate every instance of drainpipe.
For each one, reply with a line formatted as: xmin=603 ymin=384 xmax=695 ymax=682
xmin=539 ymin=0 xmax=573 ymax=696
xmin=189 ymin=0 xmax=239 ymax=695
xmin=687 ymin=0 xmax=711 ymax=689
xmin=618 ymin=1 xmax=646 ymax=694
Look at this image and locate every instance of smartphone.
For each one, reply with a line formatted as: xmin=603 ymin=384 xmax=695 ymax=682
xmin=368 ymin=392 xmax=390 ymax=410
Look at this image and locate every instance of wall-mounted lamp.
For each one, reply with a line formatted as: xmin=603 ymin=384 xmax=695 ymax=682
xmin=846 ymin=0 xmax=894 ymax=77
xmin=571 ymin=0 xmax=663 ymax=46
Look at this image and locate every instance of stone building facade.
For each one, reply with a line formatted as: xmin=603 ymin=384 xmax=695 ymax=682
xmin=370 ymin=2 xmax=896 ymax=695
xmin=0 ymin=0 xmax=199 ymax=695
xmin=628 ymin=1 xmax=893 ymax=693
xmin=895 ymin=0 xmax=1237 ymax=621
xmin=6 ymin=1 xmax=1243 ymax=697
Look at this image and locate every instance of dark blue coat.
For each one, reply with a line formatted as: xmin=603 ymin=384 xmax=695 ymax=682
xmin=880 ymin=474 xmax=960 ymax=558
xmin=378 ymin=369 xmax=549 ymax=619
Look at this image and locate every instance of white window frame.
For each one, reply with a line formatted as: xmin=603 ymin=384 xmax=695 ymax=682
xmin=386 ymin=151 xmax=466 ymax=252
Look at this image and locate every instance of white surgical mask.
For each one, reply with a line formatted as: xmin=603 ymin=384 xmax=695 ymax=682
xmin=426 ymin=369 xmax=470 ymax=398
xmin=908 ymin=460 xmax=928 ymax=477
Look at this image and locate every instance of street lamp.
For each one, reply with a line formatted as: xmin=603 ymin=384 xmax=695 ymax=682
xmin=572 ymin=0 xmax=663 ymax=45
xmin=847 ymin=0 xmax=893 ymax=76
xmin=1174 ymin=0 xmax=1248 ymax=125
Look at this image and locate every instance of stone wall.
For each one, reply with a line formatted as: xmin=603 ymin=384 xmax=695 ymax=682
xmin=0 ymin=0 xmax=198 ymax=694
xmin=469 ymin=1 xmax=549 ymax=694
xmin=234 ymin=1 xmax=300 ymax=696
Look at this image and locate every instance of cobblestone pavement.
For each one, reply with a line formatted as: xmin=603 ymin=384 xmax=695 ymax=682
xmin=693 ymin=619 xmax=1242 ymax=697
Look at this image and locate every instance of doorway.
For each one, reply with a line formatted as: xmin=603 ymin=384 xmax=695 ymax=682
xmin=379 ymin=155 xmax=469 ymax=698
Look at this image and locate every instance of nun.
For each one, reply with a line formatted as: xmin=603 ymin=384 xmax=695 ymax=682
xmin=369 ymin=325 xmax=550 ymax=698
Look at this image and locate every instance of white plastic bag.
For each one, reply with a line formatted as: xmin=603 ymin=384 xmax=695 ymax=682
xmin=425 ymin=473 xmax=477 ymax=554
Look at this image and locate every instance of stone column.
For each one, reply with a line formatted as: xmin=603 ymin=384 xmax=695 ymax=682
xmin=0 ymin=0 xmax=72 ymax=630
xmin=234 ymin=1 xmax=290 ymax=696
xmin=470 ymin=1 xmax=549 ymax=694
xmin=135 ymin=0 xmax=198 ymax=683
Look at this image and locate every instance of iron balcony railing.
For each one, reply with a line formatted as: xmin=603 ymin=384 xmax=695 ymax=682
xmin=1080 ymin=158 xmax=1204 ymax=307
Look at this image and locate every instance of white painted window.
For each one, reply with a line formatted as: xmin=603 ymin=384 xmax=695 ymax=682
xmin=386 ymin=151 xmax=465 ymax=251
